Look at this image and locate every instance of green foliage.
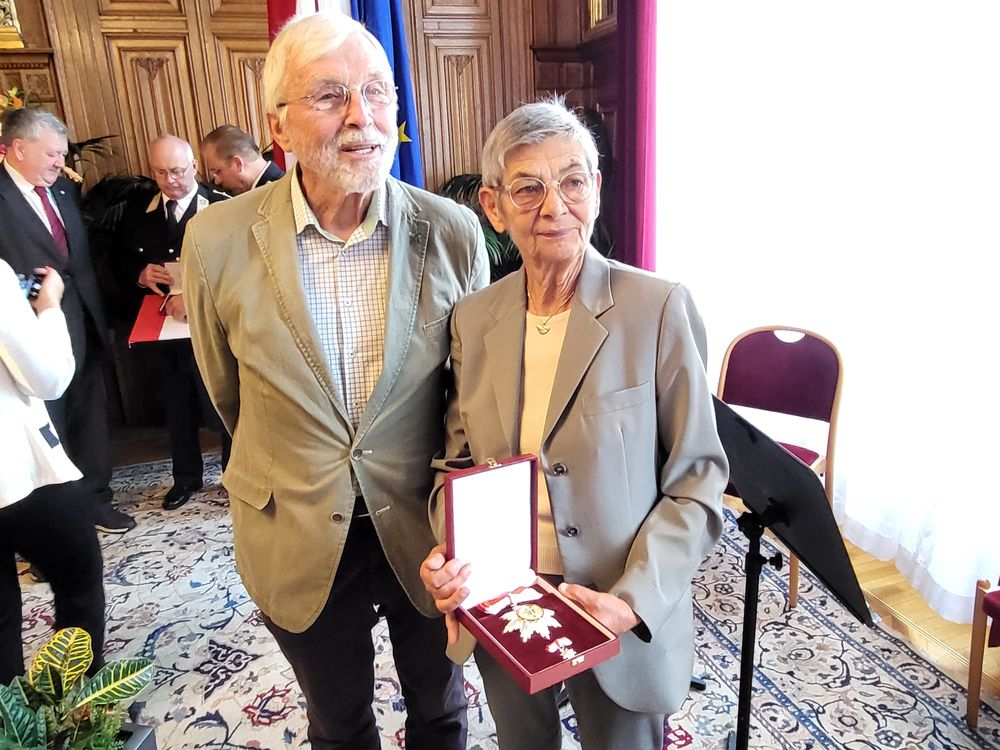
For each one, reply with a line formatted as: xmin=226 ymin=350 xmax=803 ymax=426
xmin=0 ymin=629 xmax=153 ymax=750
xmin=66 ymin=136 xmax=116 ymax=172
xmin=438 ymin=173 xmax=522 ymax=282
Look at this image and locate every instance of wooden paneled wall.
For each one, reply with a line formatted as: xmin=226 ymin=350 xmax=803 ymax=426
xmin=4 ymin=0 xmax=614 ymax=191
xmin=403 ymin=0 xmax=533 ymax=190
xmin=531 ymin=0 xmax=616 ymax=142
xmin=41 ymin=0 xmax=269 ymax=179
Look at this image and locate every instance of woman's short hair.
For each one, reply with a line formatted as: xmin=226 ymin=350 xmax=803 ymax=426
xmin=263 ymin=11 xmax=388 ymax=124
xmin=481 ymin=98 xmax=600 ymax=187
xmin=0 ymin=108 xmax=67 ymax=147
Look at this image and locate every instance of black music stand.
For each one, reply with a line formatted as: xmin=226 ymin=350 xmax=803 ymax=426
xmin=712 ymin=397 xmax=873 ymax=750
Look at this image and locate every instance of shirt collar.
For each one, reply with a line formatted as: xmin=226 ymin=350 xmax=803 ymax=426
xmin=250 ymin=162 xmax=271 ymax=189
xmin=290 ymin=165 xmax=387 ymax=243
xmin=163 ymin=183 xmax=199 ymax=217
xmin=4 ymin=160 xmax=47 ymax=198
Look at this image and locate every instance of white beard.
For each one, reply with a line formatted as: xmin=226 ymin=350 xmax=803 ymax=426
xmin=296 ymin=127 xmax=398 ymax=193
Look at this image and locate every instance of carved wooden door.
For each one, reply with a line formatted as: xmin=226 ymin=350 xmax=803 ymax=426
xmin=45 ymin=0 xmax=269 ymax=178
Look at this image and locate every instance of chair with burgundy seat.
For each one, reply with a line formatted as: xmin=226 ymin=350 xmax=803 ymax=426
xmin=967 ymin=578 xmax=1000 ymax=728
xmin=717 ymin=326 xmax=843 ymax=608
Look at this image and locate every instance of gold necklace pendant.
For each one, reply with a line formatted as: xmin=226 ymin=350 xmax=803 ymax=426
xmin=500 ymin=603 xmax=562 ymax=642
xmin=528 ymin=291 xmax=570 ymax=335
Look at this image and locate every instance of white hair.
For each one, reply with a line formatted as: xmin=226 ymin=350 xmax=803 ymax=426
xmin=481 ymin=97 xmax=600 ymax=187
xmin=263 ymin=11 xmax=390 ymax=125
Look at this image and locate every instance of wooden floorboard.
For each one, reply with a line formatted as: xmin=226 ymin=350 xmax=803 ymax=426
xmin=723 ymin=496 xmax=999 ymax=703
xmin=845 ymin=537 xmax=1000 ymax=699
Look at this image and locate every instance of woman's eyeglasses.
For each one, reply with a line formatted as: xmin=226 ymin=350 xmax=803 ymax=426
xmin=496 ymin=171 xmax=596 ymax=211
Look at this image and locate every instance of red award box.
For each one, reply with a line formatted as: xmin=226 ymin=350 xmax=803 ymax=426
xmin=445 ymin=454 xmax=620 ymax=694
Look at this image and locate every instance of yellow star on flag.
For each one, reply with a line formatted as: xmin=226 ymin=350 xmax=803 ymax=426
xmin=398 ymin=122 xmax=413 ymax=144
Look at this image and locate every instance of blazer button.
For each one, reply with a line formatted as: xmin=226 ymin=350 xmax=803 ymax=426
xmin=552 ymin=463 xmax=567 ymax=476
xmin=351 ymin=449 xmax=363 ymax=460
xmin=331 ymin=512 xmax=346 ymax=523
xmin=168 ymin=248 xmax=175 ymax=254
xmin=137 ymin=247 xmax=143 ymax=253
xmin=564 ymin=526 xmax=580 ymax=537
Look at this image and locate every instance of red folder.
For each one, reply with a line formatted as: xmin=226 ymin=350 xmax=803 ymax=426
xmin=128 ymin=295 xmax=190 ymax=346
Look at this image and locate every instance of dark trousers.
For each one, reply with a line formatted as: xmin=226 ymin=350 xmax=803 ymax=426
xmin=46 ymin=339 xmax=113 ymax=510
xmin=0 ymin=482 xmax=106 ymax=683
xmin=475 ymin=646 xmax=664 ymax=750
xmin=153 ymin=342 xmax=230 ymax=485
xmin=263 ymin=515 xmax=467 ymax=750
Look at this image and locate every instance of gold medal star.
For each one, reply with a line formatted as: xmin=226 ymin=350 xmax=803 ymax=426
xmin=500 ymin=603 xmax=561 ymax=642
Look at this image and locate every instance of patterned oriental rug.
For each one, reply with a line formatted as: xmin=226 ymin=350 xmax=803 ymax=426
xmin=17 ymin=456 xmax=1000 ymax=749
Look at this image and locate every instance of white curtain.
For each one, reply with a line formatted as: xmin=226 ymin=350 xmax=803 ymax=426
xmin=655 ymin=0 xmax=1000 ymax=623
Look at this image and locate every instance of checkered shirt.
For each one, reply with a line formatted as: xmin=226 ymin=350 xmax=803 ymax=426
xmin=291 ymin=173 xmax=389 ymax=430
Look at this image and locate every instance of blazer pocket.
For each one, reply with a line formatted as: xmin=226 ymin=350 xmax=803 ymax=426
xmin=422 ymin=313 xmax=451 ymax=341
xmin=582 ymin=381 xmax=653 ymax=416
xmin=222 ymin=470 xmax=272 ymax=510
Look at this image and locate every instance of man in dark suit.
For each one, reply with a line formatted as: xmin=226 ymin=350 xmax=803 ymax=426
xmin=112 ymin=134 xmax=230 ymax=510
xmin=200 ymin=125 xmax=283 ymax=196
xmin=0 ymin=108 xmax=135 ymax=534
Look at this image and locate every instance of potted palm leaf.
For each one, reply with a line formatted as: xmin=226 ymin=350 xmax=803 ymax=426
xmin=0 ymin=627 xmax=155 ymax=750
xmin=438 ymin=173 xmax=523 ymax=282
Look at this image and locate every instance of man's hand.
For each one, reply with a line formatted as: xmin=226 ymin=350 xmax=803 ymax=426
xmin=30 ymin=266 xmax=63 ymax=314
xmin=420 ymin=543 xmax=472 ymax=644
xmin=138 ymin=263 xmax=174 ymax=296
xmin=558 ymin=583 xmax=641 ymax=635
xmin=164 ymin=294 xmax=186 ymax=322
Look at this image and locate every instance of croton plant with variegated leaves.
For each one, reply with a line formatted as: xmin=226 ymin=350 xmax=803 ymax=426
xmin=0 ymin=627 xmax=154 ymax=750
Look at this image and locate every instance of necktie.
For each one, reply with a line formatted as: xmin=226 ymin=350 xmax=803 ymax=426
xmin=165 ymin=199 xmax=179 ymax=228
xmin=33 ymin=186 xmax=69 ymax=260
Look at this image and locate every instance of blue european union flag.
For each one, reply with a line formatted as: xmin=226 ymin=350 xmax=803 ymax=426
xmin=351 ymin=0 xmax=424 ymax=188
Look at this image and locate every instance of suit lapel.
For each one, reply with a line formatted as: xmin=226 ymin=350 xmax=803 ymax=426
xmin=251 ymin=176 xmax=351 ymax=425
xmin=0 ymin=168 xmax=63 ymax=264
xmin=358 ymin=179 xmax=424 ymax=435
xmin=50 ymin=180 xmax=86 ymax=259
xmin=483 ymin=270 xmax=528 ymax=454
xmin=542 ymin=247 xmax=613 ymax=442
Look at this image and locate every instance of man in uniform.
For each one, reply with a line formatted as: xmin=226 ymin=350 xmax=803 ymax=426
xmin=113 ymin=135 xmax=230 ymax=510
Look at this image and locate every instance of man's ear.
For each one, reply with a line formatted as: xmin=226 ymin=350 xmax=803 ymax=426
xmin=9 ymin=138 xmax=26 ymax=162
xmin=478 ymin=185 xmax=506 ymax=234
xmin=267 ymin=112 xmax=290 ymax=153
xmin=232 ymin=154 xmax=245 ymax=174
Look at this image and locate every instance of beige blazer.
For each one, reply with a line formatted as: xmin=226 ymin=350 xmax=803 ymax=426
xmin=430 ymin=247 xmax=728 ymax=714
xmin=183 ymin=175 xmax=489 ymax=633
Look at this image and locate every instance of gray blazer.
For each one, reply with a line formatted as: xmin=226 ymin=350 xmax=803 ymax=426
xmin=430 ymin=247 xmax=728 ymax=714
xmin=183 ymin=174 xmax=489 ymax=633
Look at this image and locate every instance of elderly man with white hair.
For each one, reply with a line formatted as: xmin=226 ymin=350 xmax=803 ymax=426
xmin=182 ymin=10 xmax=488 ymax=750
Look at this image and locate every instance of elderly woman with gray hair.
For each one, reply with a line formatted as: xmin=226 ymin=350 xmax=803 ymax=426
xmin=420 ymin=99 xmax=729 ymax=749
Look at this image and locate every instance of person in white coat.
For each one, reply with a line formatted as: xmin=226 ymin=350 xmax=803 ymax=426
xmin=0 ymin=259 xmax=106 ymax=682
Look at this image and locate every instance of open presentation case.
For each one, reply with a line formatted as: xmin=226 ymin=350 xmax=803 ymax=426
xmin=445 ymin=454 xmax=620 ymax=693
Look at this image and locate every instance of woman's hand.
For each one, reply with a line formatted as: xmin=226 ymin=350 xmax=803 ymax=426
xmin=558 ymin=583 xmax=641 ymax=635
xmin=420 ymin=543 xmax=472 ymax=644
xmin=31 ymin=266 xmax=64 ymax=314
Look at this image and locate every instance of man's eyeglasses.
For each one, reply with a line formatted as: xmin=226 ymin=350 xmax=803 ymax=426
xmin=495 ymin=171 xmax=596 ymax=211
xmin=277 ymin=80 xmax=397 ymax=114
xmin=151 ymin=161 xmax=194 ymax=180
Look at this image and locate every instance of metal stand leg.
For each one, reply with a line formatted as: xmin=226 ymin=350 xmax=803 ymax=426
xmin=725 ymin=510 xmax=783 ymax=750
